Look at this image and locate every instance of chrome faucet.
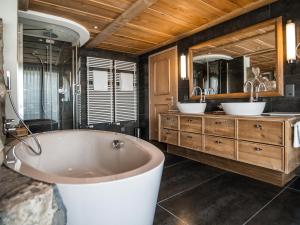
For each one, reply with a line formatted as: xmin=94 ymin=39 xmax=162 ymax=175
xmin=243 ymin=80 xmax=254 ymax=102
xmin=112 ymin=140 xmax=124 ymax=150
xmin=254 ymin=82 xmax=267 ymax=102
xmin=3 ymin=118 xmax=16 ymax=135
xmin=192 ymin=86 xmax=205 ymax=103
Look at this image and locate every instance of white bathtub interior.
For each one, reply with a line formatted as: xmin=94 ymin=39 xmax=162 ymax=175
xmin=15 ymin=131 xmax=152 ymax=179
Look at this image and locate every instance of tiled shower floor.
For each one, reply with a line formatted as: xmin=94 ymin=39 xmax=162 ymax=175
xmin=153 ymin=153 xmax=300 ymax=225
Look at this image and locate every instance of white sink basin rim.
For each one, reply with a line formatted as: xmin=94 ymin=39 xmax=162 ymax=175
xmin=177 ymin=102 xmax=207 ymax=114
xmin=221 ymin=102 xmax=266 ymax=116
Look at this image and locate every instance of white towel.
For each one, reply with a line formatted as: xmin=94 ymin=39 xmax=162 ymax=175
xmin=294 ymin=121 xmax=300 ymax=148
xmin=93 ymin=70 xmax=108 ymax=91
xmin=120 ymin=72 xmax=134 ymax=91
xmin=62 ymin=77 xmax=70 ymax=101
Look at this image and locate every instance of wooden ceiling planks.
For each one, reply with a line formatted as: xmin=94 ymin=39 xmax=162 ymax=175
xmin=86 ymin=0 xmax=159 ymax=47
xmin=25 ymin=0 xmax=277 ymax=55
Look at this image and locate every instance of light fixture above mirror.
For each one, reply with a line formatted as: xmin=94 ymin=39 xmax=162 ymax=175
xmin=180 ymin=54 xmax=187 ymax=79
xmin=286 ymin=20 xmax=299 ymax=63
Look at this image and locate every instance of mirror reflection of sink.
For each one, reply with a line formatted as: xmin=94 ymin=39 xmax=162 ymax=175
xmin=221 ymin=102 xmax=266 ymax=116
xmin=177 ymin=102 xmax=207 ymax=114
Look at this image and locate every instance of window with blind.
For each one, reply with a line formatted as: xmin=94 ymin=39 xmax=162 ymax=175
xmin=23 ymin=64 xmax=59 ymax=122
xmin=86 ymin=57 xmax=137 ymax=125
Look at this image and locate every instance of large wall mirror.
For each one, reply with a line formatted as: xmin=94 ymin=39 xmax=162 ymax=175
xmin=188 ymin=17 xmax=284 ymax=99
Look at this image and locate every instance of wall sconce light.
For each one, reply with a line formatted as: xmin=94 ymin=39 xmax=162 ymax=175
xmin=286 ymin=20 xmax=299 ymax=63
xmin=180 ymin=54 xmax=187 ymax=79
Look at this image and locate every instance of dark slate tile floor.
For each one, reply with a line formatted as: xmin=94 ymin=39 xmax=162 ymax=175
xmin=153 ymin=153 xmax=300 ymax=225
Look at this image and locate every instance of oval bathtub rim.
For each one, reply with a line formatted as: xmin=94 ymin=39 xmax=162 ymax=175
xmin=4 ymin=130 xmax=165 ymax=185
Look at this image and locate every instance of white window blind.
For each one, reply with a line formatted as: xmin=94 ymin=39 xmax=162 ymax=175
xmin=87 ymin=57 xmax=114 ymax=125
xmin=115 ymin=60 xmax=137 ymax=122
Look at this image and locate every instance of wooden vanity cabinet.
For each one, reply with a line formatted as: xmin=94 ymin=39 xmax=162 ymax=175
xmin=160 ymin=114 xmax=179 ymax=130
xmin=180 ymin=132 xmax=202 ymax=151
xmin=238 ymin=141 xmax=284 ymax=171
xmin=204 ymin=117 xmax=235 ymax=138
xmin=159 ymin=115 xmax=179 ymax=145
xmin=159 ymin=113 xmax=300 ymax=186
xmin=238 ymin=120 xmax=284 ymax=146
xmin=160 ymin=129 xmax=178 ymax=145
xmin=204 ymin=135 xmax=235 ymax=160
xmin=180 ymin=116 xmax=202 ymax=133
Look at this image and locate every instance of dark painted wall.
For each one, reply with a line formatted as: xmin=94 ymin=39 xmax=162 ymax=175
xmin=79 ymin=48 xmax=139 ymax=136
xmin=139 ymin=0 xmax=300 ymax=140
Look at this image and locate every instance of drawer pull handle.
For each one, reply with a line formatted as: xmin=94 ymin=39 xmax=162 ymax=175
xmin=188 ymin=119 xmax=193 ymax=122
xmin=215 ymin=121 xmax=222 ymax=125
xmin=255 ymin=147 xmax=263 ymax=151
xmin=187 ymin=135 xmax=193 ymax=138
xmin=254 ymin=124 xmax=262 ymax=129
xmin=215 ymin=140 xmax=222 ymax=144
xmin=166 ymin=132 xmax=170 ymax=135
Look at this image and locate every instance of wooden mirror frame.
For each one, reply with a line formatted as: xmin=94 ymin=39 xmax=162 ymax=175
xmin=188 ymin=17 xmax=284 ymax=100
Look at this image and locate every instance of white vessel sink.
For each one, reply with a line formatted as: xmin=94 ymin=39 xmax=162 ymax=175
xmin=221 ymin=102 xmax=266 ymax=116
xmin=177 ymin=102 xmax=207 ymax=114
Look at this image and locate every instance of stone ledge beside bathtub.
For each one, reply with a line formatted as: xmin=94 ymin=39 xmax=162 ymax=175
xmin=0 ymin=166 xmax=66 ymax=225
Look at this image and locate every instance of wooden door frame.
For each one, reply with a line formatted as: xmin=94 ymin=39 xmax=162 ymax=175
xmin=148 ymin=46 xmax=178 ymax=140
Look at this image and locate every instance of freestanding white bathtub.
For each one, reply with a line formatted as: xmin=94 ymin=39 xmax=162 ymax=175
xmin=5 ymin=130 xmax=165 ymax=225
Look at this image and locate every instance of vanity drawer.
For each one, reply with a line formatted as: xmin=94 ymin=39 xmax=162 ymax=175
xmin=238 ymin=141 xmax=284 ymax=171
xmin=160 ymin=129 xmax=178 ymax=145
xmin=238 ymin=120 xmax=284 ymax=146
xmin=180 ymin=132 xmax=202 ymax=151
xmin=204 ymin=117 xmax=235 ymax=138
xmin=161 ymin=115 xmax=178 ymax=130
xmin=180 ymin=116 xmax=202 ymax=133
xmin=204 ymin=135 xmax=235 ymax=159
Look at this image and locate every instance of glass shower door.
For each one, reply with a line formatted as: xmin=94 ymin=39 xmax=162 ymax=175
xmin=21 ymin=18 xmax=80 ymax=132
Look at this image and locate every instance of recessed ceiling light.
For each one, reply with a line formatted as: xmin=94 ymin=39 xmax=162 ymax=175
xmin=93 ymin=26 xmax=98 ymax=29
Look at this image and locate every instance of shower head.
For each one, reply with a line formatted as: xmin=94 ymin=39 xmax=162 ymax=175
xmin=31 ymin=51 xmax=44 ymax=65
xmin=32 ymin=50 xmax=39 ymax=56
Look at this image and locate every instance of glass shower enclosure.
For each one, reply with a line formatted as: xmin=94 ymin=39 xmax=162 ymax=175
xmin=19 ymin=17 xmax=81 ymax=132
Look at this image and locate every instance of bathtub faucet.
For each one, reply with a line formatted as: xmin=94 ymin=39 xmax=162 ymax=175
xmin=3 ymin=118 xmax=16 ymax=135
xmin=112 ymin=140 xmax=124 ymax=150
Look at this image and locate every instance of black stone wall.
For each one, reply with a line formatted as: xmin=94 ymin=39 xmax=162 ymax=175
xmin=138 ymin=0 xmax=300 ymax=140
xmin=79 ymin=48 xmax=139 ymax=136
